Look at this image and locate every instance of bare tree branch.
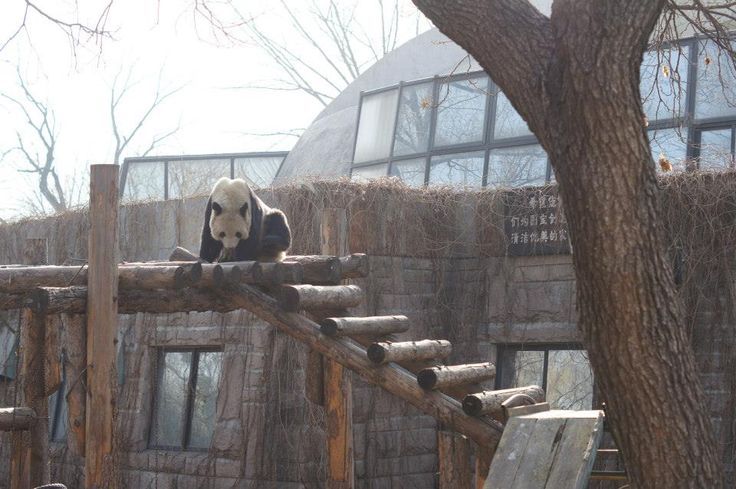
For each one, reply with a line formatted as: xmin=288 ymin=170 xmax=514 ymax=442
xmin=110 ymin=66 xmax=183 ymax=165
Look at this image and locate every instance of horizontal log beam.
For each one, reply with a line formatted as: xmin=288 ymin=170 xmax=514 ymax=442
xmin=219 ymin=284 xmax=502 ymax=447
xmin=462 ymin=386 xmax=545 ymax=419
xmin=253 ymin=262 xmax=304 ymax=286
xmin=0 ymin=408 xmax=36 ymax=431
xmin=169 ymin=246 xmax=199 ymax=261
xmin=367 ymin=340 xmax=452 ymax=365
xmin=279 ymin=284 xmax=364 ymax=312
xmin=0 ymin=264 xmax=196 ymax=293
xmin=287 ymin=254 xmax=369 ymax=280
xmin=280 ymin=256 xmax=341 ymax=284
xmin=320 ymin=315 xmax=409 ymax=337
xmin=417 ymin=363 xmax=497 ymax=391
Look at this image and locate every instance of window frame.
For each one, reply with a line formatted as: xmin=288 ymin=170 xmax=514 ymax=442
xmin=495 ymin=343 xmax=596 ymax=409
xmin=120 ymin=152 xmax=289 ymax=202
xmin=148 ymin=346 xmax=223 ymax=452
xmin=351 ymin=34 xmax=736 ymax=185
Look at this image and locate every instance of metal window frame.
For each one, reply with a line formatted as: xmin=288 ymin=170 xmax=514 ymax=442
xmin=350 ymin=33 xmax=736 ymax=186
xmin=494 ymin=343 xmax=588 ymax=397
xmin=121 ymin=152 xmax=289 ymax=201
xmin=148 ymin=346 xmax=222 ymax=452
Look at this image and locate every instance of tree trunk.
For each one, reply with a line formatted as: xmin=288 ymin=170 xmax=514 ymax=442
xmin=411 ymin=0 xmax=724 ymax=487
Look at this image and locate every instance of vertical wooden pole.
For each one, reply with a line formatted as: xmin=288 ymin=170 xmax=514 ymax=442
xmin=321 ymin=208 xmax=354 ymax=489
xmin=22 ymin=309 xmax=50 ymax=487
xmin=438 ymin=430 xmax=472 ymax=489
xmin=85 ymin=164 xmax=119 ymax=489
xmin=475 ymin=444 xmax=494 ymax=489
xmin=11 ymin=238 xmax=50 ymax=489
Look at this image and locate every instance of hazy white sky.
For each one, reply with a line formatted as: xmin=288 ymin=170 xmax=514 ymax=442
xmin=0 ymin=0 xmax=427 ymax=218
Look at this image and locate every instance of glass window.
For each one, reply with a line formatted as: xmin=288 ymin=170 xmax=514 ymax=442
xmin=351 ymin=164 xmax=388 ymax=182
xmin=493 ymin=92 xmax=532 ymax=140
xmin=188 ymin=351 xmax=223 ymax=449
xmin=488 ymin=145 xmax=548 ymax=188
xmin=648 ymin=128 xmax=688 ymax=171
xmin=698 ymin=128 xmax=733 ymax=169
xmin=168 ymin=159 xmax=231 ymax=199
xmin=151 ymin=351 xmax=192 ymax=448
xmin=393 ymin=82 xmax=434 ymax=157
xmin=123 ymin=161 xmax=165 ymax=202
xmin=498 ymin=346 xmax=594 ymax=410
xmin=0 ymin=318 xmax=17 ymax=379
xmin=429 ymin=151 xmax=484 ymax=187
xmin=234 ymin=156 xmax=283 ymax=188
xmin=434 ymin=76 xmax=489 ymax=147
xmin=695 ymin=40 xmax=736 ymax=120
xmin=640 ymin=47 xmax=689 ymax=121
xmin=353 ymin=89 xmax=400 ymax=163
xmin=390 ymin=158 xmax=427 ymax=187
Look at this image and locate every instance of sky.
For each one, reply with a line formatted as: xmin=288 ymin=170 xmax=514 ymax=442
xmin=0 ymin=0 xmax=429 ymax=219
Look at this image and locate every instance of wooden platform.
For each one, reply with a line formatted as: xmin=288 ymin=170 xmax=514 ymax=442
xmin=484 ymin=410 xmax=604 ymax=489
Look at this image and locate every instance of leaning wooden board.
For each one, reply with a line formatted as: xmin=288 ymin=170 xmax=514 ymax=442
xmin=484 ymin=410 xmax=604 ymax=489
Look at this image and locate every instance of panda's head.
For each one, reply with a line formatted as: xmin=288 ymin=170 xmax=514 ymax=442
xmin=209 ymin=178 xmax=252 ymax=251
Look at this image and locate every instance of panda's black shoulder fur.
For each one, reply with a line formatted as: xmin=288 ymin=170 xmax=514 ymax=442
xmin=199 ymin=187 xmax=291 ymax=263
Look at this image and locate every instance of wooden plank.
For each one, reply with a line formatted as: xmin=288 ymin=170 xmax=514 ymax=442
xmin=438 ymin=430 xmax=472 ymax=489
xmin=483 ymin=410 xmax=604 ymax=489
xmin=476 ymin=444 xmax=495 ymax=489
xmin=305 ymin=349 xmax=324 ymax=405
xmin=541 ymin=411 xmax=604 ymax=489
xmin=85 ymin=164 xmax=119 ymax=489
xmin=321 ymin=208 xmax=354 ymax=489
xmin=45 ymin=315 xmax=62 ymax=396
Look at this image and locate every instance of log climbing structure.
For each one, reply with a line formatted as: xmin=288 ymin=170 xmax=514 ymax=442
xmin=0 ymin=165 xmax=552 ymax=489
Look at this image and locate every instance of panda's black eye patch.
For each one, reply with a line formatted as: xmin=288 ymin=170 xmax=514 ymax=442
xmin=239 ymin=203 xmax=248 ymax=217
xmin=212 ymin=202 xmax=223 ymax=215
xmin=219 ymin=232 xmax=226 ymax=238
xmin=235 ymin=232 xmax=242 ymax=239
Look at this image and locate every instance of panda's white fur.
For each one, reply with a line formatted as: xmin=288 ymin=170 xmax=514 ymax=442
xmin=200 ymin=177 xmax=291 ymax=263
xmin=209 ymin=178 xmax=252 ymax=250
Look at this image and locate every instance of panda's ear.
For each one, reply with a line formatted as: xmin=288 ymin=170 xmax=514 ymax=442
xmin=239 ymin=202 xmax=249 ymax=217
xmin=212 ymin=202 xmax=223 ymax=215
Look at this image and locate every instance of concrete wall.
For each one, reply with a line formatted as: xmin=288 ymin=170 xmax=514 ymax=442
xmin=0 ymin=180 xmax=732 ymax=488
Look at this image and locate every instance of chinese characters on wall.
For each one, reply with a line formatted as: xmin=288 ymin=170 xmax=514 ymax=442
xmin=505 ymin=187 xmax=571 ymax=256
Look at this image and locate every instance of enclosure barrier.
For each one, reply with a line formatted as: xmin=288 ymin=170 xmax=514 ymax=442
xmin=0 ymin=165 xmax=549 ymax=489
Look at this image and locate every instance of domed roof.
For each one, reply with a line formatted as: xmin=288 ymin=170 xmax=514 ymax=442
xmin=274 ymin=28 xmax=481 ymax=184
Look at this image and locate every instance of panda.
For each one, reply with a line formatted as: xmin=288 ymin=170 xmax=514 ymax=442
xmin=199 ymin=177 xmax=291 ymax=263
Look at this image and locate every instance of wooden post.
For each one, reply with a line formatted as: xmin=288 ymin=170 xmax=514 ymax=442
xmin=438 ymin=430 xmax=472 ymax=489
xmin=321 ymin=208 xmax=354 ymax=489
xmin=85 ymin=164 xmax=119 ymax=489
xmin=475 ymin=444 xmax=494 ymax=489
xmin=11 ymin=238 xmax=50 ymax=489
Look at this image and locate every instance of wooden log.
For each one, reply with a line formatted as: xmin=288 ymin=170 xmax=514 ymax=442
xmin=199 ymin=264 xmax=226 ymax=288
xmin=20 ymin=309 xmax=49 ymax=486
xmin=63 ymin=314 xmax=87 ymax=457
xmin=281 ymin=255 xmax=341 ymax=284
xmin=367 ymin=339 xmax=452 ymax=365
xmin=169 ymin=246 xmax=199 ymax=261
xmin=438 ymin=430 xmax=472 ymax=489
xmin=339 ymin=254 xmax=369 ymax=279
xmin=0 ymin=408 xmax=36 ymax=431
xmin=0 ymin=293 xmax=29 ymax=310
xmin=85 ymin=164 xmax=119 ymax=489
xmin=320 ymin=207 xmax=354 ymax=489
xmin=252 ymin=261 xmax=304 ymax=286
xmin=219 ymin=283 xmax=503 ymax=447
xmin=462 ymin=386 xmax=545 ymax=419
xmin=475 ymin=444 xmax=494 ymax=489
xmin=0 ymin=264 xmax=194 ymax=292
xmin=417 ymin=363 xmax=496 ymax=391
xmin=320 ymin=315 xmax=409 ymax=337
xmin=279 ymin=284 xmax=363 ymax=312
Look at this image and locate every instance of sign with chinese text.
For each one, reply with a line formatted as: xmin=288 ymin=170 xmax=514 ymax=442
xmin=505 ymin=187 xmax=571 ymax=256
